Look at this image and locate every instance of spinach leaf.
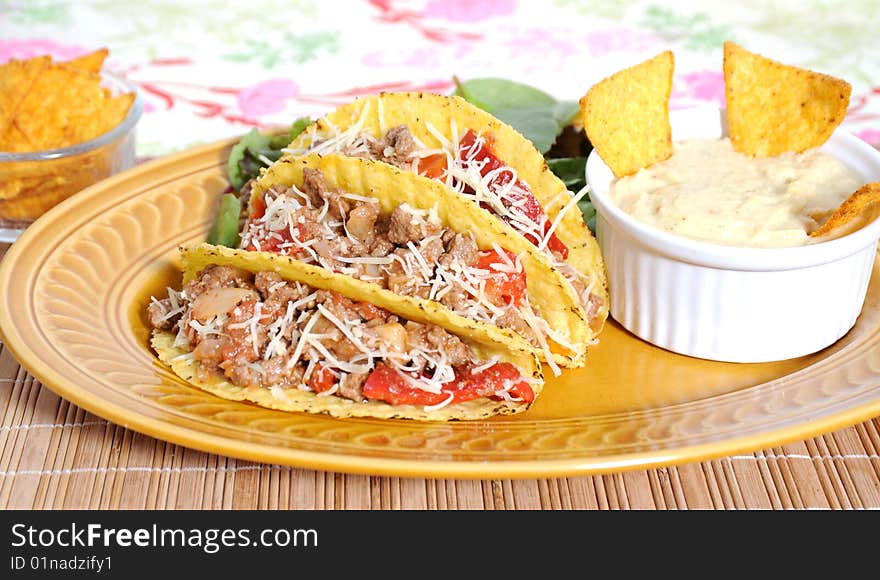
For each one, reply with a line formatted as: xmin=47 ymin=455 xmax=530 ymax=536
xmin=547 ymin=157 xmax=587 ymax=191
xmin=492 ymin=106 xmax=561 ymax=154
xmin=552 ymin=100 xmax=580 ymax=129
xmin=284 ymin=116 xmax=312 ymax=146
xmin=453 ymin=76 xmax=556 ymax=110
xmin=452 ymin=77 xmax=575 ymax=154
xmin=579 ymin=198 xmax=597 ymax=234
xmin=206 ymin=193 xmax=242 ymax=248
xmin=547 ymin=157 xmax=597 ymax=233
xmin=226 ymin=129 xmax=277 ymax=191
xmin=226 ymin=116 xmax=311 ymax=191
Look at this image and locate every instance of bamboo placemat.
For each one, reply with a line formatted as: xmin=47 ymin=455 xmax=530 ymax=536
xmin=3 ymin=242 xmax=880 ymax=510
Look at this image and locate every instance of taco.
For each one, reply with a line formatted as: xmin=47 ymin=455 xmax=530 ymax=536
xmin=282 ymin=92 xmax=609 ymax=338
xmin=240 ymin=153 xmax=590 ymax=369
xmin=149 ymin=244 xmax=542 ymax=420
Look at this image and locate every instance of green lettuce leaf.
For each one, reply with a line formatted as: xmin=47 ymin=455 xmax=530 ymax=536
xmin=227 ymin=116 xmax=311 ymax=190
xmin=452 ymin=77 xmax=576 ymax=154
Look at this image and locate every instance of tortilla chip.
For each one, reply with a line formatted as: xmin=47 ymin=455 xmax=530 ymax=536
xmin=724 ymin=42 xmax=851 ymax=157
xmin=0 ymin=181 xmax=69 ymax=218
xmin=97 ymin=92 xmax=136 ymax=134
xmin=0 ymin=139 xmax=114 ymax=219
xmin=0 ymin=120 xmax=35 ymax=153
xmin=63 ymin=48 xmax=108 ymax=73
xmin=0 ymin=56 xmax=51 ymax=139
xmin=579 ymin=51 xmax=674 ymax=178
xmin=0 ymin=51 xmax=134 ymax=220
xmin=287 ymin=92 xmax=609 ymax=339
xmin=0 ymin=170 xmax=66 ymax=201
xmin=161 ymin=244 xmax=544 ymax=421
xmin=809 ymin=182 xmax=880 ymax=240
xmin=15 ymin=64 xmax=109 ymax=149
xmin=3 ymin=52 xmax=133 ymax=152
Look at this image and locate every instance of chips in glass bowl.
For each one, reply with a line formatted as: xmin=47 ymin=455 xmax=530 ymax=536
xmin=0 ymin=50 xmax=142 ymax=235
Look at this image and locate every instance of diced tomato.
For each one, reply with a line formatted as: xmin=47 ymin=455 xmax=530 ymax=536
xmin=458 ymin=130 xmax=569 ymax=259
xmin=354 ymin=301 xmax=386 ymax=321
xmin=363 ymin=364 xmax=447 ymax=406
xmin=476 ymin=249 xmax=527 ymax=307
xmin=416 ymin=153 xmax=448 ymax=179
xmin=453 ymin=362 xmax=535 ymax=404
xmin=242 ymin=194 xmax=304 ymax=254
xmin=459 ymin=130 xmax=503 ymax=174
xmin=329 ymin=291 xmax=388 ymax=321
xmin=308 ymin=364 xmax=336 ymax=393
xmin=249 ymin=194 xmax=267 ymax=221
xmin=361 ymin=362 xmax=533 ymax=407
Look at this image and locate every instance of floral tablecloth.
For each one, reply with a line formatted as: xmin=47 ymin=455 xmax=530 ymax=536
xmin=2 ymin=0 xmax=879 ymax=155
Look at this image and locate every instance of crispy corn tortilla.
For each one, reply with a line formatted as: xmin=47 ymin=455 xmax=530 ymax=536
xmin=154 ymin=245 xmax=543 ymax=421
xmin=579 ymin=51 xmax=674 ymax=178
xmin=183 ymin=241 xmax=535 ymax=358
xmin=249 ymin=153 xmax=591 ymax=367
xmin=810 ymin=182 xmax=880 ymax=240
xmin=15 ymin=65 xmax=106 ymax=150
xmin=286 ymin=92 xmax=608 ymax=337
xmin=724 ymin=42 xmax=851 ymax=157
xmin=0 ymin=51 xmax=134 ymax=219
xmin=63 ymin=48 xmax=109 ymax=74
xmin=1 ymin=51 xmax=134 ymax=152
xmin=0 ymin=56 xmax=50 ymax=139
xmin=153 ymin=332 xmax=539 ymax=421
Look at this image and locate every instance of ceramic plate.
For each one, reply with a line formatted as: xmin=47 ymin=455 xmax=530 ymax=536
xmin=2 ymin=139 xmax=880 ymax=478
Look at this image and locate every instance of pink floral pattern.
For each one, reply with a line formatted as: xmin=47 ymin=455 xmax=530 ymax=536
xmin=582 ymin=27 xmax=661 ymax=56
xmin=236 ymin=79 xmax=299 ymax=119
xmin=672 ymin=70 xmax=726 ymax=108
xmin=423 ymin=0 xmax=516 ymax=22
xmin=1 ymin=1 xmax=877 ymax=156
xmin=0 ymin=39 xmax=92 ymax=63
xmin=855 ymin=128 xmax=880 ymax=147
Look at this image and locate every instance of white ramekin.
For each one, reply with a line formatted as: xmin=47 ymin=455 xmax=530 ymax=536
xmin=586 ymin=107 xmax=880 ymax=362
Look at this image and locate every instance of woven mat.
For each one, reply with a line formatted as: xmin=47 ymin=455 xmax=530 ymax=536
xmin=3 ymin=371 xmax=880 ymax=510
xmin=3 ymin=246 xmax=880 ymax=509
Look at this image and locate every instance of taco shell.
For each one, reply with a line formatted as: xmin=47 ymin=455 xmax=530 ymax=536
xmin=287 ymin=92 xmax=609 ymax=336
xmin=153 ymin=244 xmax=543 ymax=421
xmin=249 ymin=153 xmax=591 ymax=367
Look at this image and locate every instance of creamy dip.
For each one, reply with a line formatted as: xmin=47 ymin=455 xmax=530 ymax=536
xmin=608 ymin=138 xmax=863 ymax=247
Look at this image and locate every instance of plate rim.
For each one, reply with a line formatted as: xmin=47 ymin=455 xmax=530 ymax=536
xmin=2 ymin=138 xmax=880 ymax=479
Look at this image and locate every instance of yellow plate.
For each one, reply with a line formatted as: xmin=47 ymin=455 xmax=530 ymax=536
xmin=2 ymin=139 xmax=880 ymax=479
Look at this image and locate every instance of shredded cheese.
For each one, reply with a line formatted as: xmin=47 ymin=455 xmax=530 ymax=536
xmin=470 ymin=355 xmax=501 ymax=374
xmin=286 ymin=311 xmax=321 ymax=370
xmin=315 ymin=304 xmax=372 ymax=357
xmin=538 ymin=184 xmax=590 ymax=253
xmin=422 ymin=392 xmax=455 ymax=412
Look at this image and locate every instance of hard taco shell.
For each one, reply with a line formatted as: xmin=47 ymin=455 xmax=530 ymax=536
xmin=153 ymin=243 xmax=543 ymax=421
xmin=287 ymin=92 xmax=609 ymax=336
xmin=250 ymin=153 xmax=591 ymax=367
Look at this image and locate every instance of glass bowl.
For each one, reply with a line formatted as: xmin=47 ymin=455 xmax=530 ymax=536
xmin=0 ymin=72 xmax=143 ymax=241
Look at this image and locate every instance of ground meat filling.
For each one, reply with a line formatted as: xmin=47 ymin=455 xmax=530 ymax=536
xmin=368 ymin=125 xmax=417 ymax=167
xmin=302 ymin=167 xmax=349 ymax=219
xmin=239 ymin=169 xmax=539 ymax=346
xmin=297 ymin=123 xmax=605 ymax=328
xmin=149 ymin=266 xmax=533 ymax=407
